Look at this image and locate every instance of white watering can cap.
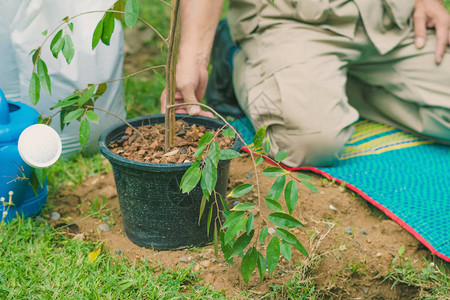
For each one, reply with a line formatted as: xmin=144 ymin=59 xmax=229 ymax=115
xmin=18 ymin=124 xmax=62 ymax=168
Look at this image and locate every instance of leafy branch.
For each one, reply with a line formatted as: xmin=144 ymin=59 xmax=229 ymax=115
xmin=173 ymin=103 xmax=319 ymax=284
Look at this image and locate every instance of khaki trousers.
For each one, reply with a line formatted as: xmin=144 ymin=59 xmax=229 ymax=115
xmin=231 ymin=3 xmax=450 ymax=167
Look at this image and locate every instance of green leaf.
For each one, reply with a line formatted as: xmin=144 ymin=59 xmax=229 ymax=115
xmin=275 ymin=150 xmax=289 ymax=162
xmin=32 ymin=47 xmax=40 ymax=65
xmin=197 ymin=195 xmax=207 ymax=225
xmin=227 ymin=184 xmax=254 ymax=198
xmin=51 ymin=96 xmax=79 ymax=110
xmin=220 ymin=194 xmax=230 ymax=212
xmin=101 ymin=12 xmax=115 ymax=46
xmin=79 ymin=117 xmax=90 ymax=146
xmin=256 ymin=251 xmax=266 ymax=280
xmin=301 ymin=180 xmax=320 ymax=193
xmin=92 ymin=19 xmax=103 ymax=50
xmin=37 ymin=116 xmax=52 ymax=126
xmin=198 ymin=131 xmax=214 ymax=148
xmin=29 ymin=170 xmax=39 ymax=196
xmin=112 ymin=0 xmax=126 ymax=21
xmin=232 ymin=203 xmax=255 ymax=211
xmin=124 ymin=0 xmax=139 ymax=28
xmin=241 ymin=248 xmax=258 ymax=284
xmin=231 ymin=230 xmax=254 ymax=257
xmin=201 ymin=158 xmax=217 ymax=195
xmin=34 ymin=168 xmax=47 ymax=188
xmin=246 ymin=214 xmax=254 ymax=234
xmin=219 ymin=149 xmax=241 ymax=160
xmin=41 ymin=30 xmax=48 ymax=36
xmin=224 ymin=217 xmax=247 ymax=245
xmin=207 ymin=141 xmax=220 ymax=167
xmin=262 ymin=167 xmax=290 ymax=178
xmin=68 ymin=22 xmax=74 ymax=32
xmin=285 ymin=180 xmax=298 ymax=215
xmin=297 ymin=174 xmax=313 ymax=180
xmin=220 ymin=232 xmax=234 ymax=265
xmin=259 ymin=226 xmax=268 ymax=245
xmin=255 ymin=156 xmax=263 ymax=166
xmin=267 ymin=175 xmax=286 ymax=201
xmin=60 ymin=109 xmax=67 ymax=131
xmin=36 ymin=59 xmax=51 ymax=94
xmin=266 ymin=236 xmax=280 ymax=275
xmin=180 ymin=160 xmax=201 ymax=194
xmin=280 ymin=240 xmax=292 ymax=261
xmin=29 ymin=73 xmax=40 ymax=105
xmin=62 ymin=35 xmax=75 ymax=64
xmin=268 ymin=212 xmax=304 ymax=229
xmin=152 ymin=70 xmax=166 ymax=87
xmin=50 ymin=30 xmax=64 ymax=58
xmin=264 ymin=199 xmax=284 ymax=212
xmin=194 ymin=131 xmax=213 ymax=158
xmin=78 ymin=86 xmax=96 ymax=106
xmin=398 ymin=246 xmax=405 ymax=257
xmin=276 ymin=228 xmax=308 ymax=257
xmin=253 ymin=125 xmax=267 ymax=148
xmin=86 ymin=111 xmax=99 ymax=123
xmin=222 ymin=211 xmax=245 ymax=229
xmin=222 ymin=128 xmax=235 ymax=138
xmin=64 ymin=108 xmax=84 ymax=123
xmin=206 ymin=205 xmax=213 ymax=237
xmin=263 ymin=138 xmax=271 ymax=154
xmin=95 ymin=83 xmax=107 ymax=96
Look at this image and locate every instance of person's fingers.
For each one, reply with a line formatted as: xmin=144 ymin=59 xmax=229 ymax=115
xmin=178 ymin=84 xmax=201 ymax=115
xmin=195 ymin=69 xmax=209 ymax=101
xmin=434 ymin=16 xmax=449 ymax=63
xmin=414 ymin=10 xmax=427 ymax=49
xmin=198 ymin=110 xmax=214 ymax=118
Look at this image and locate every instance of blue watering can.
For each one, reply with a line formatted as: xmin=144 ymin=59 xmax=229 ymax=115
xmin=0 ymin=89 xmax=47 ymax=222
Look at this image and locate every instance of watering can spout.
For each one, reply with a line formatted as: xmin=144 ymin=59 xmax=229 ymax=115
xmin=0 ymin=89 xmax=10 ymax=125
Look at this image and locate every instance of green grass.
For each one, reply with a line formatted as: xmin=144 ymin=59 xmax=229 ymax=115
xmin=46 ymin=153 xmax=111 ymax=198
xmin=0 ymin=217 xmax=225 ymax=299
xmin=385 ymin=248 xmax=450 ymax=299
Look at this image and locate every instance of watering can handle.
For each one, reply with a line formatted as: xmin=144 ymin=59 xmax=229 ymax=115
xmin=0 ymin=89 xmax=10 ymax=125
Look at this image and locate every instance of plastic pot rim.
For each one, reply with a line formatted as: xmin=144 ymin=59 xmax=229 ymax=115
xmin=98 ymin=114 xmax=242 ymax=172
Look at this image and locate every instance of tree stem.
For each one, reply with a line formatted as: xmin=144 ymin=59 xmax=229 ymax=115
xmin=164 ymin=0 xmax=181 ymax=151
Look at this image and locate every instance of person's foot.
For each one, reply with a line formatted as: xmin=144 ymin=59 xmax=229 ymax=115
xmin=205 ymin=20 xmax=245 ymax=118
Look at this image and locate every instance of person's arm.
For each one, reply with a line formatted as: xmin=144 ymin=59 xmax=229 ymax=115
xmin=414 ymin=0 xmax=450 ymax=64
xmin=160 ymin=0 xmax=225 ymax=116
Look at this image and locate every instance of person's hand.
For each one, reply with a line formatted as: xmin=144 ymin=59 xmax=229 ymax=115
xmin=414 ymin=0 xmax=450 ymax=63
xmin=160 ymin=57 xmax=214 ymax=118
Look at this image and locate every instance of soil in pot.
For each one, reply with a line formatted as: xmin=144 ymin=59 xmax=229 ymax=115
xmin=108 ymin=119 xmax=235 ymax=164
xmin=98 ymin=114 xmax=241 ymax=251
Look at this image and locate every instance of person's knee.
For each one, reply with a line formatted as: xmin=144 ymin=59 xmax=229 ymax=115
xmin=267 ymin=124 xmax=353 ymax=167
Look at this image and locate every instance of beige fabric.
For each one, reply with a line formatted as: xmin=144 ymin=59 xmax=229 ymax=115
xmin=229 ymin=0 xmax=450 ymax=167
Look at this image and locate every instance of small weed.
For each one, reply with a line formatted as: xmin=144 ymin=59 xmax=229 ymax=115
xmin=386 ymin=247 xmax=450 ymax=299
xmin=262 ymin=277 xmax=321 ymax=300
xmin=344 ymin=259 xmax=367 ymax=276
xmin=88 ymin=196 xmax=107 ymax=215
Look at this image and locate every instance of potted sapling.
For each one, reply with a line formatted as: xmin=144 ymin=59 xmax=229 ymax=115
xmin=28 ymin=0 xmax=318 ymax=283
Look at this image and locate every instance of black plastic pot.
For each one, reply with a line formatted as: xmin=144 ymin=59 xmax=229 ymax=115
xmin=98 ymin=114 xmax=242 ymax=250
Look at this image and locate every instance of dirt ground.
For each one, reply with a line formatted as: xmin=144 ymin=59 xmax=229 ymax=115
xmin=48 ymin=153 xmax=443 ymax=299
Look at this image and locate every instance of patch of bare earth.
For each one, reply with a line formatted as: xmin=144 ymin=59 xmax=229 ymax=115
xmin=48 ymin=153 xmax=443 ymax=299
